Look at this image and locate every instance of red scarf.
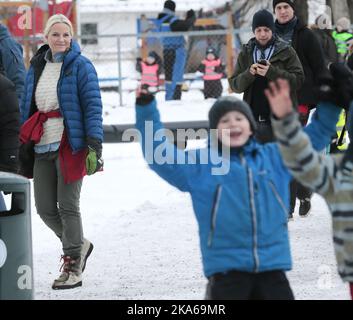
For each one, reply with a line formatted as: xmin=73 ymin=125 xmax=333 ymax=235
xmin=20 ymin=110 xmax=62 ymax=144
xmin=20 ymin=111 xmax=87 ymax=183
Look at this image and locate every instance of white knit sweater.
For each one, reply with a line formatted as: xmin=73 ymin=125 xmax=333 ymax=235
xmin=35 ymin=62 xmax=64 ymax=146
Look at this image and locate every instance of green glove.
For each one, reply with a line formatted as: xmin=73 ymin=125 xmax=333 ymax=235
xmin=86 ymin=146 xmax=103 ymax=175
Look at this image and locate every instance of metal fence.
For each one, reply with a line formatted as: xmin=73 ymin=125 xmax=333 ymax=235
xmin=76 ymin=28 xmax=251 ymax=106
xmin=76 ymin=30 xmax=242 ymax=106
xmin=16 ymin=28 xmax=252 ymax=106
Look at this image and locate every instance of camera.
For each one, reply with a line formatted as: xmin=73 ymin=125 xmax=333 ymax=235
xmin=258 ymin=59 xmax=268 ymax=66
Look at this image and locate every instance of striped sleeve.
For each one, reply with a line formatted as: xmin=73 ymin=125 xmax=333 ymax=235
xmin=272 ymin=112 xmax=353 ymax=284
xmin=271 ymin=112 xmax=333 ymax=194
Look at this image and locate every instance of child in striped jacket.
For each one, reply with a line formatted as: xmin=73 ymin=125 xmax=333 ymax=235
xmin=266 ymin=78 xmax=353 ymax=299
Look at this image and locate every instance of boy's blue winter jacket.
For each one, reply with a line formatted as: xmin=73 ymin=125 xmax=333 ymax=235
xmin=135 ymin=99 xmax=340 ymax=277
xmin=20 ymin=41 xmax=103 ymax=151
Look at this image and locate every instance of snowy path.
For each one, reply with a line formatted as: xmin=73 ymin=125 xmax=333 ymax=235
xmin=28 ymin=143 xmax=350 ymax=300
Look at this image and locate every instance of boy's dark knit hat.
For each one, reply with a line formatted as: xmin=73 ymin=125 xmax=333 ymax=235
xmin=273 ymin=0 xmax=295 ymax=12
xmin=252 ymin=9 xmax=275 ymax=32
xmin=208 ymin=97 xmax=257 ymax=131
xmin=164 ymin=0 xmax=176 ymax=12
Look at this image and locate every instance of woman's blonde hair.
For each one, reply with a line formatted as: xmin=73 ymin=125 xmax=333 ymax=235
xmin=44 ymin=14 xmax=74 ymax=37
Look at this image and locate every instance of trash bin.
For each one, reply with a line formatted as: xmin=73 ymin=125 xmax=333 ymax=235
xmin=0 ymin=172 xmax=33 ymax=300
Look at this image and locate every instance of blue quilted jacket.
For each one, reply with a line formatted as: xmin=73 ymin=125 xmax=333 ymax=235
xmin=20 ymin=41 xmax=103 ymax=152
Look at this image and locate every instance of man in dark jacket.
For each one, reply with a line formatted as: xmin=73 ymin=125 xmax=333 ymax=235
xmin=0 ymin=73 xmax=20 ymax=210
xmin=0 ymin=74 xmax=20 ymax=173
xmin=273 ymin=0 xmax=328 ymax=218
xmin=0 ymin=23 xmax=26 ymax=101
xmin=157 ymin=0 xmax=196 ymax=100
xmin=229 ymin=9 xmax=304 ymax=143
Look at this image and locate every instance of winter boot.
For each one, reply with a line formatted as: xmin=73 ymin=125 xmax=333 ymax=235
xmin=172 ymin=84 xmax=182 ymax=100
xmin=52 ymin=256 xmax=82 ymax=290
xmin=80 ymin=238 xmax=94 ymax=273
xmin=299 ymin=198 xmax=311 ymax=217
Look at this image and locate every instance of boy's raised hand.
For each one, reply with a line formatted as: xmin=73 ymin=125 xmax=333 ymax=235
xmin=264 ymin=79 xmax=293 ymax=119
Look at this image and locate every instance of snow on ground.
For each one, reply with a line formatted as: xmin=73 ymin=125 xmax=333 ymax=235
xmin=31 ymin=142 xmax=206 ymax=300
xmin=29 ymin=141 xmax=350 ymax=300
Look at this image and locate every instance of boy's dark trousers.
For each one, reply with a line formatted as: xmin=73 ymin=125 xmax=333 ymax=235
xmin=290 ymin=180 xmax=312 ymax=212
xmin=205 ymin=270 xmax=294 ymax=300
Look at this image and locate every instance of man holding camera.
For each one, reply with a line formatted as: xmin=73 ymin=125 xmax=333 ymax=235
xmin=229 ymin=9 xmax=304 ymax=143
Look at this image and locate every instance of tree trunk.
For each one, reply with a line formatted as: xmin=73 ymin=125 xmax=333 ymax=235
xmin=231 ymin=0 xmax=272 ymax=43
xmin=293 ymin=0 xmax=308 ymax=25
xmin=327 ymin=0 xmax=350 ymax=23
xmin=346 ymin=0 xmax=353 ymax=23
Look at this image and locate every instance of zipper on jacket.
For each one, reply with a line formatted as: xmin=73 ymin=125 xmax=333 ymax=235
xmin=207 ymin=184 xmax=223 ymax=247
xmin=247 ymin=167 xmax=260 ymax=273
xmin=268 ymin=180 xmax=288 ymax=217
xmin=240 ymin=151 xmax=259 ymax=273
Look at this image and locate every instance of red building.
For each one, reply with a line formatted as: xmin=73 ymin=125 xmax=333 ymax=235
xmin=4 ymin=0 xmax=76 ymax=37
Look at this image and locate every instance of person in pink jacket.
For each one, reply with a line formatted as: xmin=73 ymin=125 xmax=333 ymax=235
xmin=198 ymin=47 xmax=225 ymax=99
xmin=136 ymin=51 xmax=162 ymax=93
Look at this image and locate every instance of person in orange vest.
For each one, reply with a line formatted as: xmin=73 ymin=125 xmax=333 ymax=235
xmin=136 ymin=51 xmax=162 ymax=93
xmin=197 ymin=47 xmax=225 ymax=99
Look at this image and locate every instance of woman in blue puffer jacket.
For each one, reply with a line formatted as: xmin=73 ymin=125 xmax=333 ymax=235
xmin=135 ymin=83 xmax=341 ymax=300
xmin=19 ymin=14 xmax=102 ymax=290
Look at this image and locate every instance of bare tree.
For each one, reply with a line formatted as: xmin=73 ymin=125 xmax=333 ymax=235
xmin=231 ymin=0 xmax=310 ymax=26
xmin=327 ymin=0 xmax=350 ymax=23
xmin=293 ymin=0 xmax=309 ymax=25
xmin=231 ymin=0 xmax=272 ymax=42
xmin=346 ymin=0 xmax=353 ymax=22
